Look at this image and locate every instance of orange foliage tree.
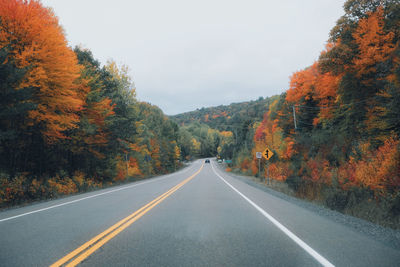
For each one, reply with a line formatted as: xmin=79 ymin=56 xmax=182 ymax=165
xmin=0 ymin=0 xmax=85 ymax=142
xmin=352 ymin=7 xmax=395 ymax=85
xmin=286 ymin=59 xmax=340 ymax=124
xmin=70 ymin=50 xmax=116 ymax=160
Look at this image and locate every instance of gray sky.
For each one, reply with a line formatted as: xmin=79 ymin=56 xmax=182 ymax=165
xmin=42 ymin=0 xmax=345 ymax=115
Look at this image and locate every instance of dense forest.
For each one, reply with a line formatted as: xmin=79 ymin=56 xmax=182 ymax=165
xmin=172 ymin=96 xmax=279 ymax=160
xmin=173 ymin=0 xmax=400 ymax=227
xmin=0 ymin=0 xmax=180 ymax=206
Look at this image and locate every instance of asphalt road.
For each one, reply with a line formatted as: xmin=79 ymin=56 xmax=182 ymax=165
xmin=0 ymin=160 xmax=399 ymax=266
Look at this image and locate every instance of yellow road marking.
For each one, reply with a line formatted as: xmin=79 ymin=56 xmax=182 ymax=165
xmin=51 ymin=165 xmax=203 ymax=267
xmin=51 ymin=182 xmax=179 ymax=266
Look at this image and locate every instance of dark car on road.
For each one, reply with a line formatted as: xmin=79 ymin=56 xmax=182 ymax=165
xmin=205 ymin=159 xmax=210 ymax=163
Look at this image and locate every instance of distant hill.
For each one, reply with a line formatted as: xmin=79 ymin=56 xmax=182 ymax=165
xmin=171 ymin=95 xmax=279 ymax=131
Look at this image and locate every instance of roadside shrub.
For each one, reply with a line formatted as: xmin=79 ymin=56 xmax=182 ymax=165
xmin=285 ymin=175 xmax=302 ymax=191
xmin=0 ymin=174 xmax=28 ymax=206
xmin=324 ymin=186 xmax=349 ymax=211
xmin=28 ymin=178 xmax=46 ymax=199
xmin=72 ymin=171 xmax=85 ymax=190
xmin=47 ymin=176 xmax=78 ymax=196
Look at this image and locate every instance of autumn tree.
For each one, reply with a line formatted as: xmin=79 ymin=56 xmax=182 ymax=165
xmin=0 ymin=0 xmax=87 ymax=176
xmin=0 ymin=0 xmax=85 ymax=143
xmin=63 ymin=47 xmax=116 ymax=178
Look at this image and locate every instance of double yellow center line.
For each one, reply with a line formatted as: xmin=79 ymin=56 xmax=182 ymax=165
xmin=51 ymin=164 xmax=203 ymax=267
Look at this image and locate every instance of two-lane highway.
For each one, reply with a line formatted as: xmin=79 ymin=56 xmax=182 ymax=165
xmin=1 ymin=160 xmax=399 ymax=266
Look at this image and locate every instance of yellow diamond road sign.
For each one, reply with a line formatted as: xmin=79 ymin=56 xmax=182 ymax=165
xmin=263 ymin=147 xmax=274 ymax=160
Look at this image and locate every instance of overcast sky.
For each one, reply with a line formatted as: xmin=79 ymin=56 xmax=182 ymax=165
xmin=42 ymin=0 xmax=345 ymax=115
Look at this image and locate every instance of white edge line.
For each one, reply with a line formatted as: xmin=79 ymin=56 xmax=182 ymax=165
xmin=211 ymin=162 xmax=335 ymax=267
xmin=0 ymin=163 xmax=195 ymax=223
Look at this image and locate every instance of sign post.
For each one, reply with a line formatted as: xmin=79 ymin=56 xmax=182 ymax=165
xmin=262 ymin=147 xmax=274 ymax=185
xmin=256 ymin=152 xmax=262 ymax=178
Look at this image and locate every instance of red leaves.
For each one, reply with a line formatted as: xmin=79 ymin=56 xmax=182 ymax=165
xmin=254 ymin=123 xmax=265 ymax=141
